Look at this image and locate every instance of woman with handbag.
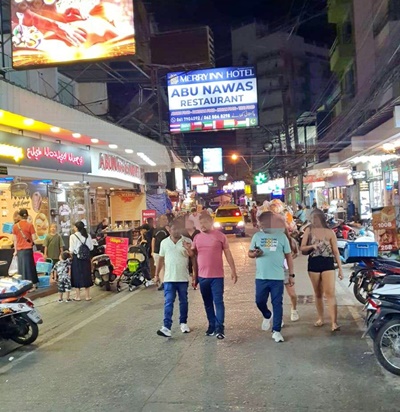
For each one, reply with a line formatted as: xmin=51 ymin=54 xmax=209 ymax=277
xmin=44 ymin=223 xmax=65 ymax=267
xmin=69 ymin=221 xmax=94 ymax=301
xmin=300 ymin=208 xmax=344 ymax=332
xmin=12 ymin=209 xmax=39 ymax=290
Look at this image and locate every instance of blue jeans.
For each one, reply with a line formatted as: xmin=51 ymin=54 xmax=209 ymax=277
xmin=199 ymin=277 xmax=225 ymax=334
xmin=255 ymin=279 xmax=284 ymax=332
xmin=163 ymin=282 xmax=189 ymax=330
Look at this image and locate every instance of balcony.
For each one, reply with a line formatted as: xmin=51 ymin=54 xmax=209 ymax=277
xmin=330 ymin=39 xmax=354 ymax=73
xmin=328 ymin=0 xmax=352 ymax=24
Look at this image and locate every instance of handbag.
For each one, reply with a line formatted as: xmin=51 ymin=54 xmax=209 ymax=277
xmin=8 ymin=255 xmax=18 ymax=276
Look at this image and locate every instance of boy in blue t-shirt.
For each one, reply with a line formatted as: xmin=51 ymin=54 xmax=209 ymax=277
xmin=248 ymin=211 xmax=295 ymax=343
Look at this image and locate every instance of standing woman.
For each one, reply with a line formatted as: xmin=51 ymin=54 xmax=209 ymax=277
xmin=69 ymin=221 xmax=94 ymax=301
xmin=12 ymin=209 xmax=39 ymax=290
xmin=44 ymin=223 xmax=64 ymax=267
xmin=300 ymin=209 xmax=344 ymax=332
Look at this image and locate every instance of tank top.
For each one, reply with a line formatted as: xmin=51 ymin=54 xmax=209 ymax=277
xmin=309 ymin=232 xmax=333 ymax=258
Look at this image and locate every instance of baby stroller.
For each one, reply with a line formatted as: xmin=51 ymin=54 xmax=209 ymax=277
xmin=116 ymin=245 xmax=154 ymax=292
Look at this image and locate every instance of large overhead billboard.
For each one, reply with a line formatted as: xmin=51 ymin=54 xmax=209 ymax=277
xmin=11 ymin=0 xmax=135 ymax=69
xmin=168 ymin=67 xmax=258 ymax=133
xmin=203 ymin=148 xmax=223 ymax=174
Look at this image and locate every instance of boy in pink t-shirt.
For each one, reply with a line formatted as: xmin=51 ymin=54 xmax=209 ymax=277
xmin=185 ymin=213 xmax=237 ymax=339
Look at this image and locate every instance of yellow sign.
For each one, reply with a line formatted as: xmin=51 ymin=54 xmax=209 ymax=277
xmin=0 ymin=144 xmax=24 ymax=162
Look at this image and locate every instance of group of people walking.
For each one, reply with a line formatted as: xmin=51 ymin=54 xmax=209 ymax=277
xmin=155 ymin=202 xmax=344 ymax=342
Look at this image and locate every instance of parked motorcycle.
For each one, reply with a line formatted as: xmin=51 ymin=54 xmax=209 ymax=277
xmin=363 ymin=275 xmax=400 ymax=375
xmin=331 ymin=220 xmax=356 ymax=240
xmin=0 ymin=279 xmax=43 ymax=345
xmin=91 ymin=238 xmax=115 ymax=291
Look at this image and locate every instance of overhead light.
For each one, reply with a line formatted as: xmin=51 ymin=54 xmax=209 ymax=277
xmin=137 ymin=152 xmax=156 ymax=166
xmin=110 ymin=187 xmax=114 ymax=190
xmin=50 ymin=126 xmax=60 ymax=133
xmin=193 ymin=155 xmax=201 ymax=164
xmin=91 ymin=138 xmax=99 ymax=144
xmin=109 ymin=144 xmax=118 ymax=149
xmin=125 ymin=149 xmax=134 ymax=154
xmin=72 ymin=133 xmax=81 ymax=138
xmin=97 ymin=186 xmax=103 ymax=189
xmin=383 ymin=143 xmax=395 ymax=152
xmin=23 ymin=118 xmax=35 ymax=126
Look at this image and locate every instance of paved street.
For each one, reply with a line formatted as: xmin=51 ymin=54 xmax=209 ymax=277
xmin=1 ymin=229 xmax=400 ymax=412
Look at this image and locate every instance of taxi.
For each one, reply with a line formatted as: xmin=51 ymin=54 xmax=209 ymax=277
xmin=213 ymin=205 xmax=246 ymax=237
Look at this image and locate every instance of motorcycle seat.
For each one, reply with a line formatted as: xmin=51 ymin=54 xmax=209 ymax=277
xmin=377 ymin=258 xmax=400 ymax=268
xmin=91 ymin=254 xmax=110 ymax=262
xmin=382 ymin=275 xmax=400 ymax=285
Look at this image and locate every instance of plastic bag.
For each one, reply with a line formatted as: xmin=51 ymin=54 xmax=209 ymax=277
xmin=8 ymin=256 xmax=18 ymax=276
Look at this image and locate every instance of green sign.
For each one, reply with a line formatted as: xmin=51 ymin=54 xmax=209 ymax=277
xmin=254 ymin=172 xmax=268 ymax=185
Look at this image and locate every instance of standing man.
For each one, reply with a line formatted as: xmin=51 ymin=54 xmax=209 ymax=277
xmin=156 ymin=220 xmax=195 ymax=337
xmin=152 ymin=215 xmax=169 ymax=291
xmin=188 ymin=207 xmax=201 ymax=230
xmin=248 ymin=212 xmax=295 ymax=343
xmin=185 ymin=212 xmax=237 ymax=340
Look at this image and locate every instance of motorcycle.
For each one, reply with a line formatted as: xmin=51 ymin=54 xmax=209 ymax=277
xmin=91 ymin=238 xmax=115 ymax=291
xmin=363 ymin=275 xmax=400 ymax=375
xmin=331 ymin=220 xmax=356 ymax=240
xmin=0 ymin=279 xmax=43 ymax=345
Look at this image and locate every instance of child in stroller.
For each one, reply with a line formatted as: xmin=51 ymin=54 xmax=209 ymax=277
xmin=116 ymin=245 xmax=154 ymax=292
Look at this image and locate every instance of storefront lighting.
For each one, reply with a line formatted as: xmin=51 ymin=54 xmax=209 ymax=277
xmin=91 ymin=138 xmax=99 ymax=144
xmin=125 ymin=149 xmax=134 ymax=154
xmin=110 ymin=187 xmax=114 ymax=190
xmin=72 ymin=133 xmax=81 ymax=138
xmin=193 ymin=156 xmax=201 ymax=164
xmin=382 ymin=143 xmax=395 ymax=152
xmin=97 ymin=186 xmax=103 ymax=189
xmin=109 ymin=144 xmax=118 ymax=149
xmin=50 ymin=126 xmax=60 ymax=133
xmin=23 ymin=118 xmax=35 ymax=126
xmin=137 ymin=152 xmax=156 ymax=167
xmin=351 ymin=154 xmax=399 ymax=165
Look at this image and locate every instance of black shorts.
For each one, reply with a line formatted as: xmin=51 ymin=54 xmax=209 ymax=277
xmin=308 ymin=256 xmax=335 ymax=273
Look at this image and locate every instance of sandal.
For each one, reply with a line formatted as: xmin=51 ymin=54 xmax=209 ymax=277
xmin=314 ymin=320 xmax=324 ymax=327
xmin=331 ymin=325 xmax=341 ymax=332
xmin=85 ymin=298 xmax=92 ymax=301
xmin=73 ymin=298 xmax=81 ymax=301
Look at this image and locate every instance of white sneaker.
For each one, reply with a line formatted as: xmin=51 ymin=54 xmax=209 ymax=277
xmin=157 ymin=326 xmax=172 ymax=337
xmin=180 ymin=323 xmax=191 ymax=333
xmin=281 ymin=321 xmax=285 ymax=328
xmin=291 ymin=309 xmax=300 ymax=322
xmin=262 ymin=318 xmax=271 ymax=331
xmin=272 ymin=331 xmax=285 ymax=343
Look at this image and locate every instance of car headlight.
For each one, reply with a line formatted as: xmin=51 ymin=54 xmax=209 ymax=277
xmin=214 ymin=222 xmax=221 ymax=228
xmin=237 ymin=221 xmax=245 ymax=227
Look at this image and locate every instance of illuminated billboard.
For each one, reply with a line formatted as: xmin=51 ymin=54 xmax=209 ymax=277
xmin=203 ymin=148 xmax=223 ymax=174
xmin=168 ymin=67 xmax=258 ymax=133
xmin=11 ymin=0 xmax=135 ymax=69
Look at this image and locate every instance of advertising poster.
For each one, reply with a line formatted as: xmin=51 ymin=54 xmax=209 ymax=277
xmin=203 ymin=148 xmax=223 ymax=173
xmin=142 ymin=209 xmax=156 ymax=224
xmin=106 ymin=236 xmax=129 ymax=276
xmin=372 ymin=206 xmax=398 ymax=252
xmin=167 ymin=67 xmax=258 ymax=133
xmin=11 ymin=0 xmax=135 ymax=69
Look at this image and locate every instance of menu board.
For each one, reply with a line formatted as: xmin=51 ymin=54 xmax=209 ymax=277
xmin=106 ymin=237 xmax=129 ymax=276
xmin=372 ymin=206 xmax=398 ymax=252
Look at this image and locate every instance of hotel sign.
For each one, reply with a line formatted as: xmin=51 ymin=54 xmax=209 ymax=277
xmin=0 ymin=132 xmax=91 ymax=173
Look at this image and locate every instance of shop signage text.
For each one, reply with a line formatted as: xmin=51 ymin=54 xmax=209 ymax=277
xmin=0 ymin=132 xmax=91 ymax=173
xmin=115 ymin=191 xmax=137 ymax=203
xmin=99 ymin=153 xmax=142 ymax=180
xmin=142 ymin=209 xmax=157 ymax=223
xmin=351 ymin=170 xmax=368 ymax=180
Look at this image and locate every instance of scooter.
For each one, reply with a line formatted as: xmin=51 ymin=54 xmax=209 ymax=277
xmin=331 ymin=220 xmax=356 ymax=240
xmin=363 ymin=275 xmax=400 ymax=375
xmin=91 ymin=238 xmax=115 ymax=291
xmin=0 ymin=278 xmax=43 ymax=345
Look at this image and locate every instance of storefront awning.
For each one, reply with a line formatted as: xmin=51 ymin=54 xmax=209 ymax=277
xmin=0 ymin=81 xmax=171 ymax=172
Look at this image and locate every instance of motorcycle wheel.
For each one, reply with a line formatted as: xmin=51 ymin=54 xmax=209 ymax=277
xmin=374 ymin=318 xmax=400 ymax=376
xmin=105 ymin=281 xmax=111 ymax=291
xmin=10 ymin=314 xmax=39 ymax=345
xmin=353 ymin=279 xmax=369 ymax=305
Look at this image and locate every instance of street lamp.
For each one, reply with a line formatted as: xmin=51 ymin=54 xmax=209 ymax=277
xmin=231 ymin=153 xmax=251 ymax=171
xmin=193 ymin=156 xmax=201 ymax=164
xmin=231 ymin=154 xmax=239 ymax=161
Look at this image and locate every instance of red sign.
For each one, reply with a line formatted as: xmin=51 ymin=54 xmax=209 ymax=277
xmin=106 ymin=237 xmax=129 ymax=276
xmin=142 ymin=209 xmax=157 ymax=223
xmin=115 ymin=191 xmax=137 ymax=203
xmin=99 ymin=153 xmax=142 ymax=179
xmin=27 ymin=146 xmax=85 ymax=166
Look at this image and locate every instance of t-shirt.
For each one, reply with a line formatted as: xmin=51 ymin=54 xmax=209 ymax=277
xmin=159 ymin=236 xmax=191 ymax=282
xmin=44 ymin=234 xmax=65 ymax=260
xmin=12 ymin=220 xmax=36 ymax=250
xmin=53 ymin=259 xmax=71 ymax=281
xmin=188 ymin=214 xmax=201 ymax=230
xmin=153 ymin=227 xmax=169 ymax=254
xmin=250 ymin=230 xmax=291 ymax=280
xmin=192 ymin=230 xmax=228 ymax=278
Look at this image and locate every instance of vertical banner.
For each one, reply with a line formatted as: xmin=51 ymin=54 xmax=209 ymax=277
xmin=106 ymin=237 xmax=129 ymax=276
xmin=372 ymin=206 xmax=398 ymax=252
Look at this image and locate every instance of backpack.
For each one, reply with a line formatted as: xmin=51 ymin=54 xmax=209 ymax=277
xmin=75 ymin=235 xmax=91 ymax=260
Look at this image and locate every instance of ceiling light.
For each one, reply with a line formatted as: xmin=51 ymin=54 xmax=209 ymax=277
xmin=109 ymin=144 xmax=118 ymax=149
xmin=23 ymin=118 xmax=35 ymax=126
xmin=97 ymin=186 xmax=103 ymax=189
xmin=72 ymin=133 xmax=81 ymax=138
xmin=91 ymin=138 xmax=99 ymax=144
xmin=50 ymin=126 xmax=60 ymax=133
xmin=193 ymin=155 xmax=201 ymax=164
xmin=125 ymin=149 xmax=134 ymax=154
xmin=137 ymin=152 xmax=156 ymax=167
xmin=383 ymin=143 xmax=395 ymax=152
xmin=110 ymin=188 xmax=114 ymax=190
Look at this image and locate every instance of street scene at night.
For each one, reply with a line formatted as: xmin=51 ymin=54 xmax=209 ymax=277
xmin=1 ymin=0 xmax=400 ymax=411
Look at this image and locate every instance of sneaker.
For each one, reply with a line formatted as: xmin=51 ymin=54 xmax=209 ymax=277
xmin=180 ymin=323 xmax=191 ymax=333
xmin=57 ymin=299 xmax=63 ymax=303
xmin=205 ymin=327 xmax=215 ymax=336
xmin=291 ymin=309 xmax=300 ymax=322
xmin=272 ymin=331 xmax=285 ymax=343
xmin=262 ymin=318 xmax=271 ymax=331
xmin=157 ymin=326 xmax=171 ymax=337
xmin=65 ymin=299 xmax=72 ymax=303
xmin=157 ymin=283 xmax=164 ymax=291
xmin=216 ymin=332 xmax=225 ymax=340
xmin=281 ymin=321 xmax=285 ymax=328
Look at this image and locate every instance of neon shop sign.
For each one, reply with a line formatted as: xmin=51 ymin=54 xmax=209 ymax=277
xmin=27 ymin=146 xmax=84 ymax=166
